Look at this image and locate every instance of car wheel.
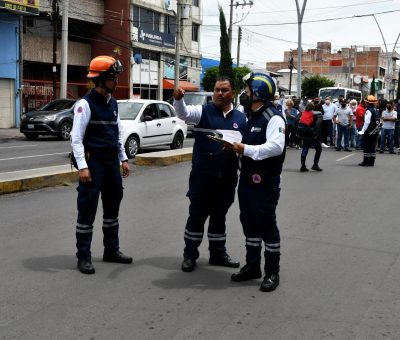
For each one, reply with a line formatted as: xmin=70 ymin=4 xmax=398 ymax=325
xmin=125 ymin=135 xmax=139 ymax=158
xmin=170 ymin=131 xmax=184 ymax=150
xmin=58 ymin=121 xmax=72 ymax=140
xmin=24 ymin=132 xmax=39 ymax=140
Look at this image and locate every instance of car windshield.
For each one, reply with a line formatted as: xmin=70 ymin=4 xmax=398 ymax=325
xmin=40 ymin=100 xmax=75 ymax=111
xmin=118 ymin=102 xmax=143 ymax=120
xmin=184 ymin=94 xmax=208 ymax=105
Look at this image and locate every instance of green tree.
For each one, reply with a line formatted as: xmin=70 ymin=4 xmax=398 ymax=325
xmin=202 ymin=66 xmax=220 ymax=92
xmin=301 ymin=74 xmax=335 ymax=98
xmin=370 ymin=74 xmax=376 ymax=95
xmin=202 ymin=66 xmax=251 ymax=93
xmin=218 ymin=6 xmax=233 ymax=79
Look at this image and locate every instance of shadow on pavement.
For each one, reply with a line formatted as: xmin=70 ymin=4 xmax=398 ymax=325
xmin=134 ymin=256 xmax=260 ymax=290
xmin=22 ymin=255 xmax=76 ymax=273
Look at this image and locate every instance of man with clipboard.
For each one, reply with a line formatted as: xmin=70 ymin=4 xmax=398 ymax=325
xmin=173 ymin=77 xmax=246 ymax=273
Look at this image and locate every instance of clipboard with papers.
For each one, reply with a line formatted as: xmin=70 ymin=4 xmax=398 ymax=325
xmin=207 ymin=129 xmax=242 ymax=146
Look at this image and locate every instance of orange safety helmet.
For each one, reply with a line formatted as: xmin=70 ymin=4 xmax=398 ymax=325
xmin=87 ymin=56 xmax=123 ymax=79
xmin=364 ymin=95 xmax=377 ymax=104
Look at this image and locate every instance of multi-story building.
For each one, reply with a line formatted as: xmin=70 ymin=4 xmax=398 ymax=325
xmin=267 ymin=41 xmax=400 ymax=99
xmin=131 ymin=0 xmax=202 ymax=100
xmin=0 ymin=0 xmax=203 ymax=128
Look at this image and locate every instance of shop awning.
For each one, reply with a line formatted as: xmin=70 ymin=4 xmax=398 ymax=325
xmin=163 ymin=79 xmax=199 ymax=91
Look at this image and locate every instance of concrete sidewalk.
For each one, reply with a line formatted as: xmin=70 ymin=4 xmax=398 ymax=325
xmin=0 ymin=128 xmax=23 ymax=140
xmin=0 ymin=147 xmax=193 ymax=195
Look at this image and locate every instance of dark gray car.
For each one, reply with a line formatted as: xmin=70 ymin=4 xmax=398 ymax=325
xmin=182 ymin=92 xmax=213 ymax=134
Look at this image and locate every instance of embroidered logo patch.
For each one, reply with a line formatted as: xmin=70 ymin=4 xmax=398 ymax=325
xmin=77 ymin=106 xmax=83 ymax=113
xmin=252 ymin=174 xmax=262 ymax=184
xmin=279 ymin=127 xmax=286 ymax=134
xmin=233 ymin=122 xmax=238 ymax=129
xmin=251 ymin=127 xmax=262 ymax=132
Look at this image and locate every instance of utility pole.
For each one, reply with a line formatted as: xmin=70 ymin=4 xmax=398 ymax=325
xmin=288 ymin=51 xmax=294 ymax=95
xmin=60 ymin=0 xmax=69 ymax=98
xmin=52 ymin=0 xmax=59 ymax=100
xmin=295 ymin=0 xmax=307 ymax=99
xmin=174 ymin=1 xmax=182 ymax=90
xmin=236 ymin=26 xmax=242 ymax=67
xmin=228 ymin=0 xmax=253 ymax=53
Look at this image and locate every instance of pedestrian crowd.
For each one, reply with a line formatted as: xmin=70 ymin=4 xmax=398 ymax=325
xmin=282 ymin=94 xmax=399 ymax=171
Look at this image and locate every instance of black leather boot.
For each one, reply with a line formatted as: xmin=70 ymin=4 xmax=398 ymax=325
xmin=77 ymin=258 xmax=95 ymax=274
xmin=260 ymin=273 xmax=280 ymax=292
xmin=231 ymin=264 xmax=262 ymax=282
xmin=103 ymin=251 xmax=133 ymax=264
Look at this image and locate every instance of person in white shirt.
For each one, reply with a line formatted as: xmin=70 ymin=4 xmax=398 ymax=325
xmin=322 ymin=96 xmax=336 ymax=146
xmin=333 ymin=99 xmax=353 ymax=151
xmin=379 ymin=101 xmax=397 ymax=154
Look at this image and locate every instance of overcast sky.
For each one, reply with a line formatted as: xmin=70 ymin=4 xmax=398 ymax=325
xmin=199 ymin=0 xmax=400 ymax=69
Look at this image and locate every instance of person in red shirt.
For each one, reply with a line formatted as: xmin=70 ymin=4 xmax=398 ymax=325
xmin=298 ymin=102 xmax=323 ymax=172
xmin=355 ymin=100 xmax=366 ymax=150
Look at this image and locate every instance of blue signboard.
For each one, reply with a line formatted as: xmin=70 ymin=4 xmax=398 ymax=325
xmin=138 ymin=27 xmax=175 ymax=49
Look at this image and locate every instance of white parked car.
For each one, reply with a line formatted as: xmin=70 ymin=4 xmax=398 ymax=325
xmin=118 ymin=99 xmax=187 ymax=158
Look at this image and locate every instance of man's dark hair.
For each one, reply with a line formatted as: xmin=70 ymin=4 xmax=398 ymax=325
xmin=215 ymin=76 xmax=234 ymax=90
xmin=305 ymin=102 xmax=314 ymax=111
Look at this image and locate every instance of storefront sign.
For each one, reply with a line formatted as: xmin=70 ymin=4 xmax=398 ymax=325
xmin=138 ymin=27 xmax=175 ymax=49
xmin=164 ymin=55 xmax=188 ymax=80
xmin=0 ymin=0 xmax=39 ymax=15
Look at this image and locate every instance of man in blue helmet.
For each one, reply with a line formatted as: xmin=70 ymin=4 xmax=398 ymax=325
xmin=229 ymin=72 xmax=286 ymax=292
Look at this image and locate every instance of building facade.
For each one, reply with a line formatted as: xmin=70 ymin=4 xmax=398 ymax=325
xmin=131 ymin=0 xmax=202 ymax=100
xmin=267 ymin=42 xmax=400 ymax=99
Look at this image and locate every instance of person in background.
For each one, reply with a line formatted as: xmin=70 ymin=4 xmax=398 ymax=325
xmin=298 ymin=102 xmax=323 ymax=172
xmin=358 ymin=95 xmax=380 ymax=167
xmin=173 ymin=77 xmax=246 ymax=273
xmin=284 ymin=99 xmax=300 ymax=148
xmin=273 ymin=94 xmax=283 ymax=114
xmin=355 ymin=100 xmax=366 ymax=150
xmin=349 ymin=99 xmax=358 ymax=148
xmin=322 ymin=96 xmax=336 ymax=146
xmin=333 ymin=99 xmax=353 ymax=152
xmin=379 ymin=101 xmax=397 ymax=154
xmin=394 ymin=99 xmax=400 ymax=151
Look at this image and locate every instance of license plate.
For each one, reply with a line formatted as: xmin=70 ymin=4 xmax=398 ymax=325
xmin=27 ymin=124 xmax=34 ymax=129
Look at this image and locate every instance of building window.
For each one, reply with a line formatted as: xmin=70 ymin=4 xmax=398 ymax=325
xmin=164 ymin=15 xmax=176 ymax=35
xmin=192 ymin=23 xmax=199 ymax=42
xmin=193 ymin=0 xmax=199 ymax=6
xmin=132 ymin=6 xmax=161 ymax=32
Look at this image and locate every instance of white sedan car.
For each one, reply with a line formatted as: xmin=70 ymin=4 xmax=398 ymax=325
xmin=118 ymin=99 xmax=187 ymax=158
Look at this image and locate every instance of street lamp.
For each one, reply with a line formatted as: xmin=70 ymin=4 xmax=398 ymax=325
xmin=295 ymin=0 xmax=307 ymax=99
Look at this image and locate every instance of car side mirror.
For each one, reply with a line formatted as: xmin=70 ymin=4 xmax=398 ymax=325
xmin=143 ymin=115 xmax=153 ymax=122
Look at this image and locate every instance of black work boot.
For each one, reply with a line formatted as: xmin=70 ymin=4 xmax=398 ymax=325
xmin=300 ymin=156 xmax=309 ymax=172
xmin=77 ymin=258 xmax=95 ymax=274
xmin=369 ymin=157 xmax=375 ymax=167
xmin=103 ymin=250 xmax=133 ymax=264
xmin=311 ymin=164 xmax=323 ymax=171
xmin=231 ymin=264 xmax=262 ymax=282
xmin=181 ymin=258 xmax=196 ymax=272
xmin=260 ymin=272 xmax=280 ymax=292
xmin=358 ymin=157 xmax=369 ymax=166
xmin=209 ymin=254 xmax=240 ymax=268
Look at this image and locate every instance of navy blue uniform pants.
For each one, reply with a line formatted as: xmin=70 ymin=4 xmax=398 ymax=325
xmin=238 ymin=174 xmax=281 ymax=274
xmin=75 ymin=154 xmax=123 ymax=260
xmin=183 ymin=170 xmax=237 ymax=260
xmin=363 ymin=133 xmax=378 ymax=164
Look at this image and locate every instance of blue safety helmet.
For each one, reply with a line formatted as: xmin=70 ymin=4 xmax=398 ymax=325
xmin=242 ymin=72 xmax=276 ymax=101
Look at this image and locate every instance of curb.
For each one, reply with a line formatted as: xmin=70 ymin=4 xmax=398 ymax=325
xmin=135 ymin=148 xmax=192 ymax=166
xmin=0 ymin=148 xmax=193 ymax=195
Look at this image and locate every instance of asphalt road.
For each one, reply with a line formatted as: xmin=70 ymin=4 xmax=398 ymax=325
xmin=0 ymin=137 xmax=195 ymax=173
xmin=1 ymin=149 xmax=400 ymax=339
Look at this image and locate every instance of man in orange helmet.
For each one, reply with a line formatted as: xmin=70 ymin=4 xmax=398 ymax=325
xmin=71 ymin=56 xmax=132 ymax=274
xmin=358 ymin=95 xmax=379 ymax=166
